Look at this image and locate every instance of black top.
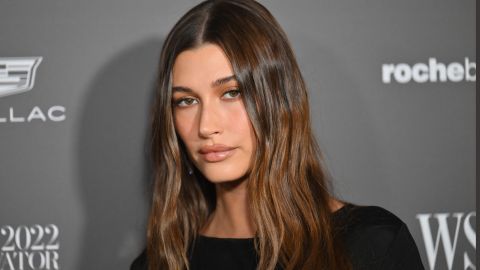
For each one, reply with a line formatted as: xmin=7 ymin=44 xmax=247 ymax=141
xmin=130 ymin=203 xmax=425 ymax=269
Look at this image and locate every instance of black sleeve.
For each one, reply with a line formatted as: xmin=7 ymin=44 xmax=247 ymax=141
xmin=130 ymin=248 xmax=147 ymax=270
xmin=378 ymin=223 xmax=425 ymax=270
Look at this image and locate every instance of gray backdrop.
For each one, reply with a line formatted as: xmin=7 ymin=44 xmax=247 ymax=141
xmin=0 ymin=0 xmax=475 ymax=269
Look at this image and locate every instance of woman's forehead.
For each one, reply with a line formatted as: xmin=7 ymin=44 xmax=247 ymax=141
xmin=172 ymin=44 xmax=234 ymax=87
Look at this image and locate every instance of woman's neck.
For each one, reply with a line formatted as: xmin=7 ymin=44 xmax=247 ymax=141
xmin=200 ymin=177 xmax=256 ymax=238
xmin=199 ymin=178 xmax=345 ymax=238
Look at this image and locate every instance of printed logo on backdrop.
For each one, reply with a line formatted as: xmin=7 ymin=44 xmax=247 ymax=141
xmin=382 ymin=57 xmax=476 ymax=84
xmin=0 ymin=224 xmax=59 ymax=270
xmin=0 ymin=57 xmax=42 ymax=98
xmin=0 ymin=57 xmax=66 ymax=124
xmin=416 ymin=211 xmax=476 ymax=270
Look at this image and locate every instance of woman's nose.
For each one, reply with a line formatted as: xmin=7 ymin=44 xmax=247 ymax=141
xmin=198 ymin=103 xmax=223 ymax=138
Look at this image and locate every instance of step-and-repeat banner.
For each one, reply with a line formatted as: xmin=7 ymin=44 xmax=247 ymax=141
xmin=0 ymin=1 xmax=475 ymax=269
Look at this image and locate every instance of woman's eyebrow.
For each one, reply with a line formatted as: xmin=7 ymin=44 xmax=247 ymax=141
xmin=172 ymin=86 xmax=193 ymax=93
xmin=211 ymin=75 xmax=237 ymax=87
xmin=172 ymin=75 xmax=237 ymax=93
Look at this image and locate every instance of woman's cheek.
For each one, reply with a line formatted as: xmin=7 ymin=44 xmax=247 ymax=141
xmin=227 ymin=101 xmax=248 ymax=126
xmin=174 ymin=109 xmax=197 ymax=148
xmin=228 ymin=102 xmax=255 ymax=154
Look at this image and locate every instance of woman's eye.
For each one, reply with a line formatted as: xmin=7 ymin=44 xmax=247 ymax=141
xmin=175 ymin=97 xmax=198 ymax=107
xmin=223 ymin=89 xmax=241 ymax=99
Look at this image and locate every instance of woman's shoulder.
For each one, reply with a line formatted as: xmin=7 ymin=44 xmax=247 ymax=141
xmin=334 ymin=203 xmax=408 ymax=250
xmin=335 ymin=203 xmax=404 ymax=230
xmin=130 ymin=248 xmax=147 ymax=270
xmin=334 ymin=203 xmax=425 ymax=269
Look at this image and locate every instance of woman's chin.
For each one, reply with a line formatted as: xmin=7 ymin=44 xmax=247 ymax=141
xmin=200 ymin=170 xmax=250 ymax=186
xmin=195 ymin=162 xmax=248 ymax=183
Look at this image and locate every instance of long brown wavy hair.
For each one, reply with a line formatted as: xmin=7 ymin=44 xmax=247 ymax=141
xmin=147 ymin=0 xmax=351 ymax=269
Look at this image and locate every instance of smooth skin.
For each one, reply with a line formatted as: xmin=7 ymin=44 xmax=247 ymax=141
xmin=172 ymin=43 xmax=343 ymax=238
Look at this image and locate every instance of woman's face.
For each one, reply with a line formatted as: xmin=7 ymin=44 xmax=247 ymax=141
xmin=171 ymin=43 xmax=256 ymax=183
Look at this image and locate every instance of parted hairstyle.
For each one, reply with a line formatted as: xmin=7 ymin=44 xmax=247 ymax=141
xmin=147 ymin=0 xmax=351 ymax=269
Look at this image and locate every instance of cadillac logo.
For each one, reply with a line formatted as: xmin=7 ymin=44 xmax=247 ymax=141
xmin=0 ymin=57 xmax=43 ymax=98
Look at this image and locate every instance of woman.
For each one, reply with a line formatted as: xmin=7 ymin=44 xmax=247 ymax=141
xmin=131 ymin=0 xmax=424 ymax=269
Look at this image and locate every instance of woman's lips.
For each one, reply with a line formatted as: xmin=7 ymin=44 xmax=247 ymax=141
xmin=198 ymin=144 xmax=236 ymax=162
